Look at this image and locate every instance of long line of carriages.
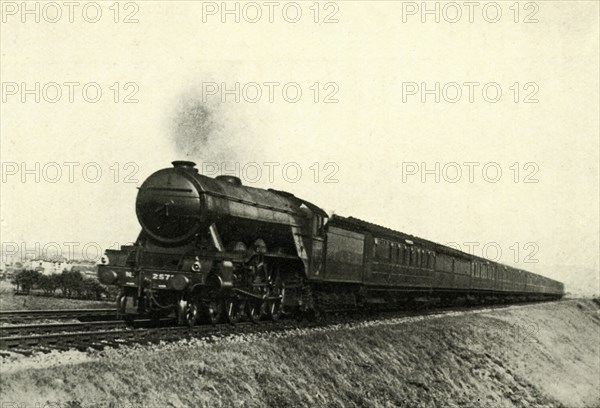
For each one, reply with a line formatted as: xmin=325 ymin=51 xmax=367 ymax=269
xmin=320 ymin=215 xmax=564 ymax=299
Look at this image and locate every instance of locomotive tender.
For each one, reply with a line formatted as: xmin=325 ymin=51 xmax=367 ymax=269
xmin=98 ymin=161 xmax=564 ymax=325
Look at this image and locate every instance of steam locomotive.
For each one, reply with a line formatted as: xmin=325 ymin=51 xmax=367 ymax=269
xmin=98 ymin=161 xmax=564 ymax=325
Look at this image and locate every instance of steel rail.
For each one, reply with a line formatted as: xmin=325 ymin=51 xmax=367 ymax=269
xmin=0 ymin=308 xmax=117 ymax=323
xmin=0 ymin=320 xmax=129 ymax=337
xmin=0 ymin=320 xmax=294 ymax=351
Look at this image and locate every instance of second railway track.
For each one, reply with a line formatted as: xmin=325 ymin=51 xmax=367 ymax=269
xmin=0 ymin=308 xmax=118 ymax=323
xmin=0 ymin=319 xmax=299 ymax=354
xmin=0 ymin=320 xmax=129 ymax=337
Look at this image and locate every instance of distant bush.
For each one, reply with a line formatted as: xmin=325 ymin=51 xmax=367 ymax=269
xmin=10 ymin=269 xmax=111 ymax=301
xmin=58 ymin=270 xmax=107 ymax=299
xmin=37 ymin=274 xmax=60 ymax=296
xmin=11 ymin=269 xmax=41 ymax=294
xmin=58 ymin=270 xmax=84 ymax=298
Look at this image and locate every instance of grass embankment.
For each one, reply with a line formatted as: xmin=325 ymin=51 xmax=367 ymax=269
xmin=1 ymin=299 xmax=598 ymax=408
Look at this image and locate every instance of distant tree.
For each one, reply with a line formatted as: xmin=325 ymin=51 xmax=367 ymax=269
xmin=11 ymin=269 xmax=41 ymax=294
xmin=59 ymin=270 xmax=84 ymax=298
xmin=38 ymin=274 xmax=60 ymax=296
xmin=37 ymin=274 xmax=50 ymax=295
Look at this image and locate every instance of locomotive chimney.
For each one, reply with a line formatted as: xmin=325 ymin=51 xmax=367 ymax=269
xmin=172 ymin=161 xmax=197 ymax=171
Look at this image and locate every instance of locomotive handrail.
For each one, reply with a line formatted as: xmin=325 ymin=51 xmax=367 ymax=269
xmin=198 ymin=190 xmax=300 ymax=217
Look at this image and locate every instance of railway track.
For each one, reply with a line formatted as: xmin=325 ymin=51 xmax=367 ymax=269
xmin=0 ymin=319 xmax=298 ymax=354
xmin=0 ymin=308 xmax=118 ymax=323
xmin=0 ymin=320 xmax=129 ymax=337
xmin=0 ymin=301 xmax=546 ymax=355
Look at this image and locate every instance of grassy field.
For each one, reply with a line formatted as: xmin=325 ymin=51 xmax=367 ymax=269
xmin=0 ymin=280 xmax=113 ymax=311
xmin=1 ymin=299 xmax=598 ymax=408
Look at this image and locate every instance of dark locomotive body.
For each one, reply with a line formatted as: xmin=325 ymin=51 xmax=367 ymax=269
xmin=98 ymin=161 xmax=564 ymax=325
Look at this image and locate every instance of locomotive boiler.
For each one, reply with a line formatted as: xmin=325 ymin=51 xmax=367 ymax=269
xmin=98 ymin=161 xmax=564 ymax=326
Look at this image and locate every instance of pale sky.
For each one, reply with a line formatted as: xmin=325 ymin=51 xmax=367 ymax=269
xmin=1 ymin=1 xmax=598 ymax=295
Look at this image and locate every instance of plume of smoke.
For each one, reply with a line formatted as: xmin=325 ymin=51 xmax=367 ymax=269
xmin=170 ymin=87 xmax=257 ymax=165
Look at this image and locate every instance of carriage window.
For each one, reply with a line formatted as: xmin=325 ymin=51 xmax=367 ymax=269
xmin=376 ymin=240 xmax=389 ymax=260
